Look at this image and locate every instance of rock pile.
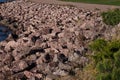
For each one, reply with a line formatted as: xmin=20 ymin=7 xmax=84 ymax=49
xmin=0 ymin=0 xmax=118 ymax=80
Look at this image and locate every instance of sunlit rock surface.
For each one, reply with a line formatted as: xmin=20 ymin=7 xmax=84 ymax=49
xmin=0 ymin=0 xmax=119 ymax=80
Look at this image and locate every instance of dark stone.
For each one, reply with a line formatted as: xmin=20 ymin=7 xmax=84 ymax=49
xmin=29 ymin=48 xmax=45 ymax=54
xmin=49 ymin=28 xmax=53 ymax=34
xmin=7 ymin=17 xmax=18 ymax=24
xmin=69 ymin=70 xmax=75 ymax=76
xmin=62 ymin=45 xmax=67 ymax=49
xmin=74 ymin=50 xmax=80 ymax=54
xmin=44 ymin=53 xmax=52 ymax=63
xmin=25 ymin=62 xmax=36 ymax=71
xmin=11 ymin=33 xmax=18 ymax=40
xmin=0 ymin=16 xmax=3 ymax=21
xmin=21 ymin=48 xmax=45 ymax=59
xmin=20 ymin=75 xmax=27 ymax=80
xmin=31 ymin=36 xmax=39 ymax=43
xmin=56 ymin=20 xmax=63 ymax=26
xmin=58 ymin=54 xmax=68 ymax=63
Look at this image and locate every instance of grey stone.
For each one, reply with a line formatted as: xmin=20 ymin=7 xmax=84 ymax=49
xmin=53 ymin=69 xmax=68 ymax=76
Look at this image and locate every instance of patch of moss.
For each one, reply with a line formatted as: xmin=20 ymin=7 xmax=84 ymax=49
xmin=101 ymin=9 xmax=120 ymax=26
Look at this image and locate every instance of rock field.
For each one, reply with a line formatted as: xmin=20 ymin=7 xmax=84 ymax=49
xmin=0 ymin=0 xmax=120 ymax=80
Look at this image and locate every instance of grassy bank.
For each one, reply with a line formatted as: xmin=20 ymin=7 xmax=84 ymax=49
xmin=61 ymin=0 xmax=120 ymax=6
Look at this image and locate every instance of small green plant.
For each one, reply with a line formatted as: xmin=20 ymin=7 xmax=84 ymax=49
xmin=102 ymin=9 xmax=120 ymax=26
xmin=89 ymin=39 xmax=120 ymax=80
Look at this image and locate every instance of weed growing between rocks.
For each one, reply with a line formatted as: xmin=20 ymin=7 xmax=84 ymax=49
xmin=101 ymin=9 xmax=120 ymax=26
xmin=86 ymin=39 xmax=120 ymax=80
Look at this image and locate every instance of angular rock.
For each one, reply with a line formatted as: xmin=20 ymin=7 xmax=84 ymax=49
xmin=53 ymin=69 xmax=68 ymax=76
xmin=4 ymin=41 xmax=18 ymax=52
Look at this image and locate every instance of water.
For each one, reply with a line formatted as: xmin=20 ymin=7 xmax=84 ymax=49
xmin=0 ymin=25 xmax=11 ymax=42
xmin=0 ymin=0 xmax=11 ymax=2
